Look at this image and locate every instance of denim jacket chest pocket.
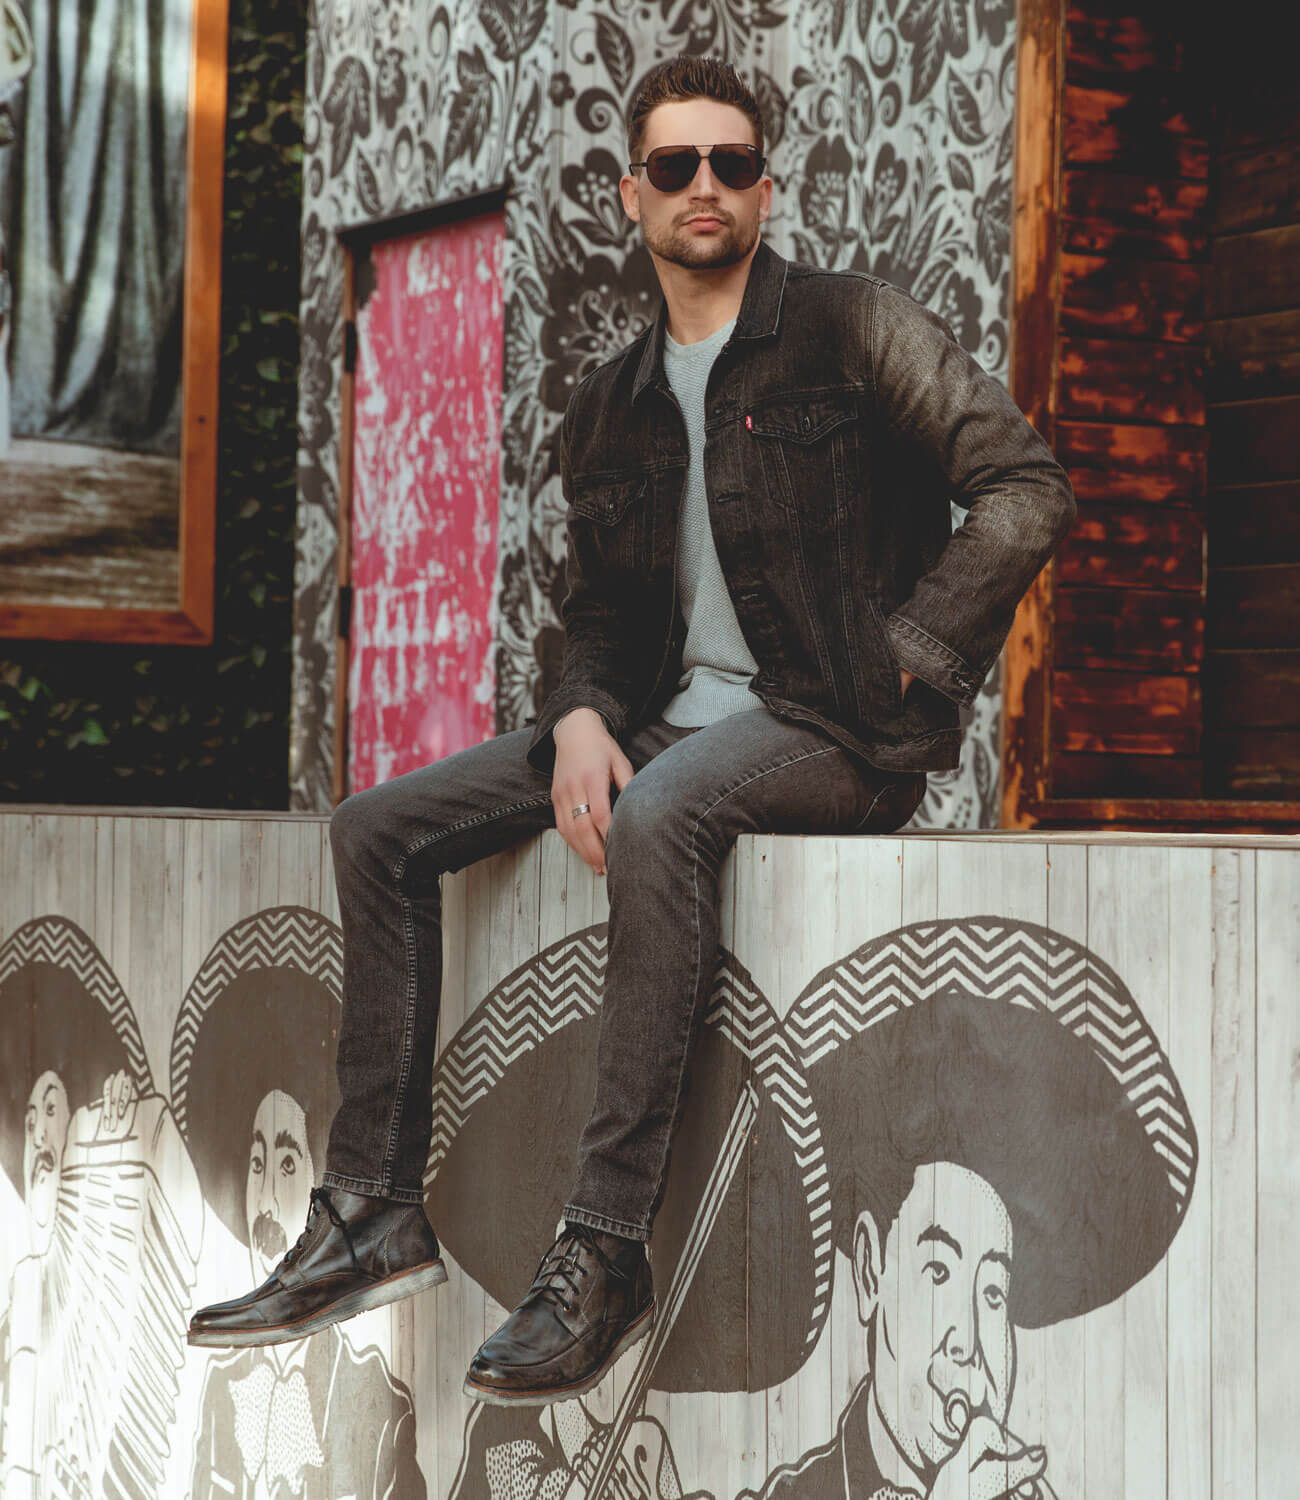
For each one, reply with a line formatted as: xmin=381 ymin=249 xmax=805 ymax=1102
xmin=746 ymin=388 xmax=860 ymax=518
xmin=568 ymin=470 xmax=649 ymax=570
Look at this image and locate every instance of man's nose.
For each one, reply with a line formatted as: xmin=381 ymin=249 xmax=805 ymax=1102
xmin=693 ymin=155 xmax=722 ymax=193
xmin=943 ymin=1295 xmax=978 ymax=1365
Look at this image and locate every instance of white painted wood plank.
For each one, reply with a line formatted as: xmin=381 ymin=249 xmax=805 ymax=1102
xmin=1042 ymin=842 xmax=1089 ymax=1500
xmin=1254 ymin=849 xmax=1297 ymax=1496
xmin=1167 ymin=847 xmax=1214 ymax=1500
xmin=1210 ymin=851 xmax=1257 ymax=1500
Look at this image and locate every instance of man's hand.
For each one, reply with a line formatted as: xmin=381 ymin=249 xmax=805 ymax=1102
xmin=900 ymin=667 xmax=915 ymax=700
xmin=551 ymin=708 xmax=635 ymax=876
xmin=97 ymin=1068 xmax=137 ymax=1139
xmin=927 ymin=1414 xmax=1050 ymax=1500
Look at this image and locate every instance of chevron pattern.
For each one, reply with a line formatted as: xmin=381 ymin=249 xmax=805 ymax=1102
xmin=169 ymin=906 xmax=343 ymax=1140
xmin=425 ymin=925 xmax=835 ymax=1355
xmin=0 ymin=916 xmax=151 ymax=1089
xmin=786 ymin=916 xmax=1198 ymax=1213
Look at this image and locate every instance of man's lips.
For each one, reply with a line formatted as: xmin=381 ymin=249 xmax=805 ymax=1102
xmin=687 ymin=215 xmax=723 ymax=228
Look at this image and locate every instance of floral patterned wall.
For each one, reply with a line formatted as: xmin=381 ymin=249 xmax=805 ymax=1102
xmin=294 ymin=0 xmax=1017 ymax=825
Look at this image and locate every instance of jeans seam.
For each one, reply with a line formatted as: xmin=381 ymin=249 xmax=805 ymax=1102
xmin=853 ymin=779 xmax=895 ymax=834
xmin=321 ymin=1169 xmax=423 ymax=1205
xmin=379 ymin=891 xmax=421 ymax=1191
xmin=563 ymin=1203 xmax=650 ymax=1242
xmin=393 ymin=791 xmax=555 ymax=882
xmin=374 ymin=791 xmax=554 ymax=1191
xmin=644 ymin=740 xmax=843 ymax=1226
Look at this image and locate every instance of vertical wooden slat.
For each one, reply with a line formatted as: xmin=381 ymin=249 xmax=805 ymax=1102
xmin=1003 ymin=0 xmax=1066 ymax=827
xmin=1081 ymin=844 xmax=1129 ymax=1499
xmin=1043 ymin=843 xmax=1089 ymax=1496
xmin=1167 ymin=847 xmax=1214 ymax=1500
xmin=1254 ymin=849 xmax=1298 ymax=1493
xmin=1209 ymin=850 xmax=1257 ymax=1500
xmin=431 ymin=849 xmax=469 ymax=1500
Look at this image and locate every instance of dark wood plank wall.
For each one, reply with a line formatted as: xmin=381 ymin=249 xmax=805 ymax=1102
xmin=1203 ymin=56 xmax=1300 ymax=798
xmin=1048 ymin=3 xmax=1211 ymax=799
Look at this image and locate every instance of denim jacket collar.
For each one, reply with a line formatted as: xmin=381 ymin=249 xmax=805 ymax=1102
xmin=631 ymin=234 xmax=790 ymax=405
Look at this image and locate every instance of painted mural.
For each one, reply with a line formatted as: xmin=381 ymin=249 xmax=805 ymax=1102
xmin=346 ymin=211 xmax=506 ymax=793
xmin=0 ymin=902 xmax=422 ymax=1500
xmin=3 ymin=814 xmax=1288 ymax=1498
xmin=294 ymin=0 xmax=1018 ymax=827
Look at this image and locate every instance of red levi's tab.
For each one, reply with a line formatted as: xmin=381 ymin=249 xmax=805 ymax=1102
xmin=745 ymin=413 xmax=753 ymax=430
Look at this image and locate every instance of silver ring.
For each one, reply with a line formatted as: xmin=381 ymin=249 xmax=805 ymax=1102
xmin=571 ymin=803 xmax=591 ymax=818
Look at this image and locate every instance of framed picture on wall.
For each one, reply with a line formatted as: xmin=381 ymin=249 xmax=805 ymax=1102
xmin=0 ymin=0 xmax=226 ymax=644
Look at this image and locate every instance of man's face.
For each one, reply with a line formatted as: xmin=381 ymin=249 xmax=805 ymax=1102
xmin=856 ymin=1161 xmax=1015 ymax=1475
xmin=619 ymin=97 xmax=771 ymax=273
xmin=23 ymin=1071 xmax=69 ymax=1240
xmin=246 ymin=1089 xmax=313 ymax=1283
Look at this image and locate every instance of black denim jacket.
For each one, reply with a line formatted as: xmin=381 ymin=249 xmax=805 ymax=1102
xmin=526 ymin=237 xmax=1076 ymax=778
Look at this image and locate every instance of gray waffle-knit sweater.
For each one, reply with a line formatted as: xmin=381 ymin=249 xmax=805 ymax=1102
xmin=556 ymin=311 xmax=764 ymax=736
xmin=659 ymin=313 xmax=764 ymax=726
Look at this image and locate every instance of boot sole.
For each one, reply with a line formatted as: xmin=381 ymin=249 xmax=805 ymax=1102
xmin=186 ymin=1258 xmax=449 ymax=1348
xmin=462 ymin=1300 xmax=655 ymax=1407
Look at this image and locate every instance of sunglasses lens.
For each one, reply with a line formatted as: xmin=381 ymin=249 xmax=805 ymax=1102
xmin=646 ymin=146 xmax=761 ymax=192
xmin=710 ymin=146 xmax=759 ymax=189
xmin=649 ymin=148 xmax=701 ymax=192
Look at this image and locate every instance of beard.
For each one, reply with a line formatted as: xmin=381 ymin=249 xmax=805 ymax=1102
xmin=252 ymin=1210 xmax=288 ymax=1261
xmin=643 ymin=207 xmax=758 ymax=271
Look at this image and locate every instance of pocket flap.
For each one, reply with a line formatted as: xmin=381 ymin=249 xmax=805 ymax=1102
xmin=569 ymin=472 xmax=648 ymax=524
xmin=749 ymin=390 xmax=857 ymax=443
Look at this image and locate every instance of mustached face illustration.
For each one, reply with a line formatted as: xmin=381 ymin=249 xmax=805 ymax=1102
xmin=23 ymin=1070 xmax=69 ymax=1252
xmin=246 ymin=1089 xmax=313 ymax=1284
xmin=853 ymin=1161 xmax=1016 ymax=1478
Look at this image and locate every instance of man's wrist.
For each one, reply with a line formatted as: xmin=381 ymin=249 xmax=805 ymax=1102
xmin=553 ymin=706 xmax=607 ymax=737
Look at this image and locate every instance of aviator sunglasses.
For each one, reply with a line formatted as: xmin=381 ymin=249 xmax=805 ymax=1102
xmin=628 ymin=142 xmax=766 ymax=194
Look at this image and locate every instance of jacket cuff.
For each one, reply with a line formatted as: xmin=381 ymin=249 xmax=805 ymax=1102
xmin=885 ymin=613 xmax=985 ymax=708
xmin=525 ymin=686 xmax=627 ymax=775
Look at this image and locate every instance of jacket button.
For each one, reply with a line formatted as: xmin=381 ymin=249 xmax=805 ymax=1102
xmin=800 ymin=414 xmax=811 ymax=432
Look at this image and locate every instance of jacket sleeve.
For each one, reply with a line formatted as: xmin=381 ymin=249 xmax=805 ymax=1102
xmin=871 ymin=282 xmax=1076 ymax=707
xmin=525 ymin=391 xmax=639 ymax=776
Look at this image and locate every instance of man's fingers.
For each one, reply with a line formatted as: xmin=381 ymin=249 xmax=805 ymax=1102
xmin=970 ymin=1444 xmax=1046 ymax=1500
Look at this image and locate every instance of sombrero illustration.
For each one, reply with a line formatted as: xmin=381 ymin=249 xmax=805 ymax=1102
xmin=425 ymin=924 xmax=834 ymax=1394
xmin=0 ymin=917 xmax=198 ymax=1500
xmin=0 ymin=915 xmax=153 ymax=1193
xmin=786 ymin=915 xmax=1198 ymax=1329
xmin=169 ymin=906 xmax=343 ymax=1244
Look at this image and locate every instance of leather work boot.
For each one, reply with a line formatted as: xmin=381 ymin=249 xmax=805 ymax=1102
xmin=464 ymin=1222 xmax=654 ymax=1405
xmin=187 ymin=1186 xmax=447 ymax=1347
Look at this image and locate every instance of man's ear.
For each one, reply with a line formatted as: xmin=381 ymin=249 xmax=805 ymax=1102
xmin=619 ymin=172 xmax=640 ymax=222
xmin=851 ymin=1210 xmax=883 ymax=1328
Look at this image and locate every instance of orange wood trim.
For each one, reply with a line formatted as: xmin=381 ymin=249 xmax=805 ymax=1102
xmin=176 ymin=0 xmax=228 ymax=645
xmin=1026 ymin=796 xmax=1300 ymax=829
xmin=1001 ymin=0 xmax=1065 ymax=828
xmin=0 ymin=0 xmax=227 ymax=646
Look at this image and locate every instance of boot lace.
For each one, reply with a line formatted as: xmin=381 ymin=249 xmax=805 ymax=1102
xmin=282 ymin=1186 xmax=361 ymax=1275
xmin=528 ymin=1224 xmax=622 ymax=1315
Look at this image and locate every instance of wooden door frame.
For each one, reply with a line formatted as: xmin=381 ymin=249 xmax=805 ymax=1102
xmin=1000 ymin=0 xmax=1300 ymax=830
xmin=331 ymin=182 xmax=512 ymax=807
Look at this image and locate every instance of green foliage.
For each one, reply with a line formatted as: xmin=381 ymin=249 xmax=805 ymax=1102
xmin=0 ymin=0 xmax=306 ymax=808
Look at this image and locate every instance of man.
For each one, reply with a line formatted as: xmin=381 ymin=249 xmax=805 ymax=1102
xmin=0 ymin=916 xmax=203 ymax=1500
xmin=189 ymin=54 xmax=1076 ymax=1410
xmin=173 ymin=908 xmax=428 ymax=1497
xmin=749 ymin=916 xmax=1197 ymax=1500
xmin=190 ymin=1088 xmax=426 ymax=1500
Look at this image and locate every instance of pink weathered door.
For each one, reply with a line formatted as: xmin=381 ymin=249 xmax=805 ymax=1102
xmin=344 ymin=208 xmax=504 ymax=794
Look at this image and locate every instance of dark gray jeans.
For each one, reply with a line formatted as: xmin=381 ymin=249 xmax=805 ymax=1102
xmin=320 ymin=706 xmax=925 ymax=1241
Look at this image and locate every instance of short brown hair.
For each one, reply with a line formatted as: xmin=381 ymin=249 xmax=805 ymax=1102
xmin=627 ymin=55 xmax=764 ymax=169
